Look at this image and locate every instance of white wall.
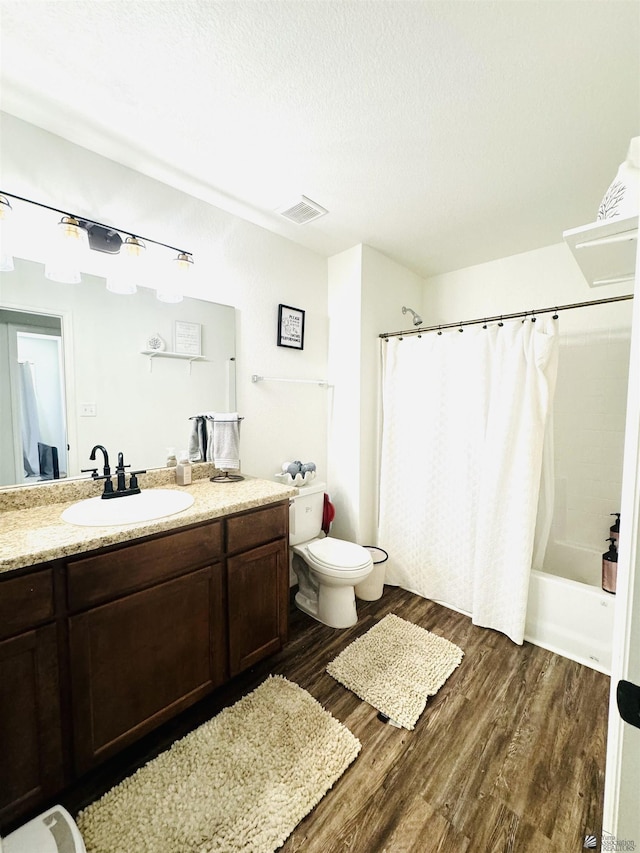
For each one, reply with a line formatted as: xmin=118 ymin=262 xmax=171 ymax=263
xmin=424 ymin=242 xmax=633 ymax=581
xmin=327 ymin=246 xmax=363 ymax=538
xmin=0 ymin=113 xmax=329 ymax=482
xmin=327 ymin=243 xmax=423 ymax=545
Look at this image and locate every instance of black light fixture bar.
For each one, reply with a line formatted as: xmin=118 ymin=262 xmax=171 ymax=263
xmin=0 ymin=190 xmax=193 ymax=256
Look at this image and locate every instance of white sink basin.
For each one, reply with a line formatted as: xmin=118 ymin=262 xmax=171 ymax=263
xmin=61 ymin=489 xmax=195 ymax=527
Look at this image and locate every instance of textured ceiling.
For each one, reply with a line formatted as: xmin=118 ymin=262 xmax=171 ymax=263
xmin=1 ymin=0 xmax=639 ymax=277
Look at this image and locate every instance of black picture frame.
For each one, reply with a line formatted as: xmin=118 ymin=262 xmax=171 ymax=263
xmin=277 ymin=304 xmax=305 ymax=350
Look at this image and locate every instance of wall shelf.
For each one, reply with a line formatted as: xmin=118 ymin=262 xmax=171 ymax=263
xmin=141 ymin=349 xmax=204 ymax=360
xmin=140 ymin=350 xmax=206 ymax=373
xmin=563 ymin=214 xmax=638 ymax=288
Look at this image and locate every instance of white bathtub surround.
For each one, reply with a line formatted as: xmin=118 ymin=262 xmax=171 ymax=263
xmin=379 ymin=317 xmax=559 ymax=645
xmin=525 ymin=569 xmax=615 ymax=674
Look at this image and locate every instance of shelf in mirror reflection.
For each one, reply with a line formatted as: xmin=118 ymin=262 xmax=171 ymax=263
xmin=140 ymin=350 xmax=207 ymax=373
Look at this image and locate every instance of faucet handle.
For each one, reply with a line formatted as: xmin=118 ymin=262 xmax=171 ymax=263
xmin=93 ymin=473 xmax=114 ymax=498
xmin=81 ymin=467 xmax=99 ymax=479
xmin=128 ymin=469 xmax=146 ymax=491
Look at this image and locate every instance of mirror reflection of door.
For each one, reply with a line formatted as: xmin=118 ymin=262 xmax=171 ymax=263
xmin=0 ymin=309 xmax=68 ymax=485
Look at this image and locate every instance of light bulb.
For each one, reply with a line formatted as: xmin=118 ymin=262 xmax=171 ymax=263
xmin=156 ymin=251 xmax=193 ymax=303
xmin=107 ymin=235 xmax=145 ymax=294
xmin=45 ymin=216 xmax=88 ymax=283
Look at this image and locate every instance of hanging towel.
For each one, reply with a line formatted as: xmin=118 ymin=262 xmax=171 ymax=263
xmin=188 ymin=412 xmax=218 ymax=462
xmin=212 ymin=412 xmax=241 ymax=470
xmin=322 ymin=493 xmax=335 ymax=535
xmin=188 ymin=417 xmax=202 ymax=462
xmin=205 ymin=417 xmax=215 ymax=462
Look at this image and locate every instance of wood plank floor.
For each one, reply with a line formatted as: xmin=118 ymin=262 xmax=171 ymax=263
xmin=58 ymin=586 xmax=609 ymax=852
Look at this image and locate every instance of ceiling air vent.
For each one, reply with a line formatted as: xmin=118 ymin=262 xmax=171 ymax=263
xmin=277 ymin=195 xmax=328 ymax=225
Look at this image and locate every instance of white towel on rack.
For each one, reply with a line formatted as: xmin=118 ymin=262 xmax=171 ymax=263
xmin=188 ymin=418 xmax=202 ymax=462
xmin=212 ymin=412 xmax=241 ymax=469
xmin=205 ymin=418 xmax=215 ymax=462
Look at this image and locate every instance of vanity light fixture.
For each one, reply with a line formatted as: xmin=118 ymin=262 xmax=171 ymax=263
xmin=107 ymin=235 xmax=146 ymax=295
xmin=0 ymin=194 xmax=15 ymax=272
xmin=0 ymin=190 xmax=195 ymax=302
xmin=45 ymin=215 xmax=90 ymax=283
xmin=156 ymin=251 xmax=194 ymax=303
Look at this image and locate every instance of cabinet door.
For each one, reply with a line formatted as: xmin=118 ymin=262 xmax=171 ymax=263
xmin=0 ymin=624 xmax=64 ymax=828
xmin=227 ymin=539 xmax=288 ymax=676
xmin=69 ymin=564 xmax=225 ymax=774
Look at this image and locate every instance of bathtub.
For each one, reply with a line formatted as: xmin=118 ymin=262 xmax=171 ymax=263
xmin=524 ymin=543 xmax=615 ymax=674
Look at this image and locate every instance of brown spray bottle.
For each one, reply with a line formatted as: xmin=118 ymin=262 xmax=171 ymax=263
xmin=602 ymin=537 xmax=618 ymax=595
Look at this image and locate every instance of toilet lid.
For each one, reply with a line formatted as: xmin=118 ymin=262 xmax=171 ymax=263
xmin=307 ymin=537 xmax=373 ymax=571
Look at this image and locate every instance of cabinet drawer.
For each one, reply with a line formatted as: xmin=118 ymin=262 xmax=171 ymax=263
xmin=0 ymin=569 xmax=54 ymax=641
xmin=226 ymin=502 xmax=288 ymax=554
xmin=67 ymin=521 xmax=222 ymax=610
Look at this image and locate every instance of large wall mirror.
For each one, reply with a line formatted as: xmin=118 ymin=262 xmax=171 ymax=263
xmin=0 ymin=258 xmax=236 ymax=488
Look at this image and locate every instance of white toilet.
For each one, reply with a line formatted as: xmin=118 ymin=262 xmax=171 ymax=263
xmin=289 ymin=481 xmax=373 ymax=629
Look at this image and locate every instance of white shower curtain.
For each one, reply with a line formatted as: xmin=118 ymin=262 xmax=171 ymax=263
xmin=378 ymin=317 xmax=559 ymax=644
xmin=19 ymin=360 xmax=41 ymax=477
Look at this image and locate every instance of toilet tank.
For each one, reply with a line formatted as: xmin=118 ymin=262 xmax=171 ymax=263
xmin=289 ymin=481 xmax=327 ymax=545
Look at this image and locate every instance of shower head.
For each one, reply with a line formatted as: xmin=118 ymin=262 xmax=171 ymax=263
xmin=402 ymin=306 xmax=423 ymax=327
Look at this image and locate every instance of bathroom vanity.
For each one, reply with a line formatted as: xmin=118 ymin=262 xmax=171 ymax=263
xmin=0 ymin=472 xmax=295 ymax=829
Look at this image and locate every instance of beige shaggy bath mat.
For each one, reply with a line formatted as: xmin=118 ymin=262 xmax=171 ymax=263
xmin=76 ymin=676 xmax=361 ymax=853
xmin=326 ymin=613 xmax=464 ymax=729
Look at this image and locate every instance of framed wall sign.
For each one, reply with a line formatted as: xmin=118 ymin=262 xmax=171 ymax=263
xmin=174 ymin=321 xmax=202 ymax=356
xmin=277 ymin=304 xmax=305 ymax=350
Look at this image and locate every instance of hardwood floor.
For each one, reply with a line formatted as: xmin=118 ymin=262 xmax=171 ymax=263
xmin=54 ymin=586 xmax=609 ymax=852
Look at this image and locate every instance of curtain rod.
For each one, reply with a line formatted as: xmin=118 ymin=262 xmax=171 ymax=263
xmin=379 ymin=293 xmax=635 ymax=339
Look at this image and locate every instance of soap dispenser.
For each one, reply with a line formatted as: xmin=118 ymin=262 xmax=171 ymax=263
xmin=602 ymin=537 xmax=618 ymax=595
xmin=609 ymin=513 xmax=621 ymax=547
xmin=176 ymin=450 xmax=192 ymax=486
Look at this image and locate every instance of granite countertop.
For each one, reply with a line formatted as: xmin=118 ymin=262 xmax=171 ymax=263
xmin=0 ymin=469 xmax=296 ymax=574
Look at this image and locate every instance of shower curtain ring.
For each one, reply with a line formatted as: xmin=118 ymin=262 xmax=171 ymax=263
xmin=437 ymin=325 xmax=442 ymax=336
xmin=458 ymin=321 xmax=463 ymax=333
xmin=531 ymin=310 xmax=536 ymax=323
xmin=553 ymin=308 xmax=559 ymax=319
xmin=498 ymin=316 xmax=504 ymax=327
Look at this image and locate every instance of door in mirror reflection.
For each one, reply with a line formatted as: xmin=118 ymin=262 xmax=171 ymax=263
xmin=1 ymin=311 xmax=68 ymax=486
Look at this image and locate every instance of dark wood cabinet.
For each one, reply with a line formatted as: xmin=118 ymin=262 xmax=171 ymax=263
xmin=69 ymin=564 xmax=225 ymax=773
xmin=0 ymin=499 xmax=289 ymax=829
xmin=226 ymin=502 xmax=289 ymax=676
xmin=0 ymin=616 xmax=64 ymax=825
xmin=228 ymin=539 xmax=288 ymax=676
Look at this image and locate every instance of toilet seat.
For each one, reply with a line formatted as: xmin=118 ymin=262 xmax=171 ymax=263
xmin=305 ymin=537 xmax=373 ymax=576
